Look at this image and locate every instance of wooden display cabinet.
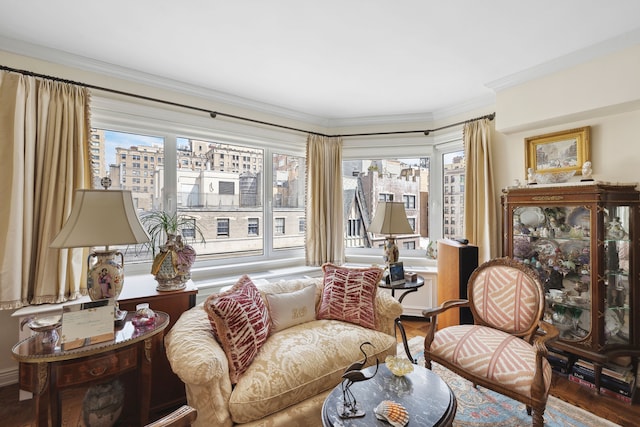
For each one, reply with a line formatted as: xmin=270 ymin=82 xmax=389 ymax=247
xmin=501 ymin=182 xmax=640 ymax=381
xmin=118 ymin=277 xmax=198 ymax=416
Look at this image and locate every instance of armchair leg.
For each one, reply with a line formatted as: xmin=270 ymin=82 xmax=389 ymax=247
xmin=532 ymin=408 xmax=544 ymax=427
xmin=424 ymin=358 xmax=432 ymax=370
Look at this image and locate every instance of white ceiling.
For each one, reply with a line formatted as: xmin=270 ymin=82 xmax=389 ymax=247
xmin=2 ymin=1 xmax=640 ymax=123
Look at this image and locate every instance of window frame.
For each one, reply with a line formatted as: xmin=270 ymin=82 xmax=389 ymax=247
xmin=341 ymin=130 xmax=464 ymax=262
xmin=91 ymin=96 xmax=307 ymax=276
xmin=91 ymin=96 xmax=466 ymax=274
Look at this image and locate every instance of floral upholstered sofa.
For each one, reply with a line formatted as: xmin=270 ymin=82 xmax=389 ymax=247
xmin=165 ymin=264 xmax=402 ymax=427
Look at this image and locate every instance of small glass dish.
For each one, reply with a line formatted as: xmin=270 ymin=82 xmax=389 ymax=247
xmin=131 ymin=303 xmax=156 ymax=327
xmin=385 ymin=355 xmax=414 ymax=376
xmin=20 ymin=314 xmax=62 ymax=345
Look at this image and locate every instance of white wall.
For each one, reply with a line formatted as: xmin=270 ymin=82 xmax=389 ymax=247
xmin=493 ymin=110 xmax=640 ymax=193
xmin=495 ymin=44 xmax=640 ymax=134
xmin=492 ymin=43 xmax=640 ymax=199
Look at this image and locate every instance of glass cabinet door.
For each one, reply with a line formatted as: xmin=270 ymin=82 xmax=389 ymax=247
xmin=603 ymin=205 xmax=631 ymax=346
xmin=512 ymin=205 xmax=591 ymax=342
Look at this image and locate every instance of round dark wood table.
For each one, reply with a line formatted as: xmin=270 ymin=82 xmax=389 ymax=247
xmin=321 ymin=362 xmax=456 ymax=427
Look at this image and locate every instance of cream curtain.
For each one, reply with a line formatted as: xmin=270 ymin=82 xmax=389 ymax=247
xmin=305 ymin=134 xmax=344 ymax=266
xmin=0 ymin=71 xmax=91 ymax=309
xmin=463 ymin=118 xmax=497 ymax=263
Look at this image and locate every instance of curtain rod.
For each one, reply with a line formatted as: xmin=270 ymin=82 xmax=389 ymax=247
xmin=1 ymin=64 xmax=495 ymax=138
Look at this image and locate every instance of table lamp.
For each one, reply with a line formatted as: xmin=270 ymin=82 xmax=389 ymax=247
xmin=368 ymin=201 xmax=414 ymax=267
xmin=51 ymin=179 xmax=149 ymax=320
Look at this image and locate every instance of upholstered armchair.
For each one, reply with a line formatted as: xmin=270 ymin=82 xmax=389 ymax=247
xmin=422 ymin=257 xmax=559 ymax=427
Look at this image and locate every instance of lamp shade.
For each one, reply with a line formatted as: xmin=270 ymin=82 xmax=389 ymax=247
xmin=368 ymin=201 xmax=414 ymax=235
xmin=51 ymin=189 xmax=150 ymax=248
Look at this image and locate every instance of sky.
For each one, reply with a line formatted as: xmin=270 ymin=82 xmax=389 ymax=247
xmin=103 ymin=130 xmax=163 ymax=168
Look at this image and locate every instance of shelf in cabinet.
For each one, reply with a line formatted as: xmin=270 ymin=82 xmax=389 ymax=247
xmin=547 ymin=298 xmax=591 ymax=311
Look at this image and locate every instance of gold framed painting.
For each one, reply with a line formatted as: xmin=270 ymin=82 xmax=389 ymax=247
xmin=525 ymin=126 xmax=590 ymax=176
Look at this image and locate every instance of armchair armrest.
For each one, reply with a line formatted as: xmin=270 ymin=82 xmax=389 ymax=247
xmin=422 ymin=299 xmax=469 ymax=320
xmin=533 ymin=320 xmax=559 ymax=356
xmin=422 ymin=299 xmax=470 ymax=354
xmin=165 ymin=304 xmax=232 ymax=388
xmin=530 ymin=320 xmax=559 ymax=398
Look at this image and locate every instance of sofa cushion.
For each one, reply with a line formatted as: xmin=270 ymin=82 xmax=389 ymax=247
xmin=228 ymin=318 xmax=397 ymax=423
xmin=265 ymin=284 xmax=316 ymax=332
xmin=317 ymin=263 xmax=383 ymax=329
xmin=431 ymin=324 xmax=553 ymax=398
xmin=204 ymin=275 xmax=271 ymax=384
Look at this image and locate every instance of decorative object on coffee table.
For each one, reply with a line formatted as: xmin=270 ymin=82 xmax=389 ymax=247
xmin=374 ymin=400 xmax=409 ymax=427
xmin=340 ymin=342 xmax=379 ymax=419
xmin=385 ymin=355 xmax=413 ymax=376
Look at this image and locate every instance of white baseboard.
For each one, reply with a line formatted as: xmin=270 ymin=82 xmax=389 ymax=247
xmin=0 ymin=367 xmax=18 ymax=388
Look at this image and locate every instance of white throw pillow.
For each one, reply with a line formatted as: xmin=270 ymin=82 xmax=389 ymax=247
xmin=265 ymin=284 xmax=316 ymax=332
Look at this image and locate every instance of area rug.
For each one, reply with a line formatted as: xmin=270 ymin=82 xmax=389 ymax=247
xmin=398 ymin=337 xmax=620 ymax=427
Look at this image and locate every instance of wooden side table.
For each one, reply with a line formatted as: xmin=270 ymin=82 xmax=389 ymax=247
xmin=379 ymin=278 xmax=425 ymax=362
xmin=118 ymin=278 xmax=198 ymax=415
xmin=12 ymin=311 xmax=169 ymax=427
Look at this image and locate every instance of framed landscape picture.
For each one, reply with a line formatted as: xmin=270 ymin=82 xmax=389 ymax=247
xmin=525 ymin=126 xmax=590 ymax=176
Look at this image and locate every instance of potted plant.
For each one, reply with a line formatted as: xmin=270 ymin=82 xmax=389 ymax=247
xmin=140 ymin=210 xmax=205 ymax=291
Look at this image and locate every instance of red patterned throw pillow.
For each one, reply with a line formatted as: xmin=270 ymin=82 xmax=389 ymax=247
xmin=318 ymin=263 xmax=383 ymax=330
xmin=204 ymin=275 xmax=271 ymax=384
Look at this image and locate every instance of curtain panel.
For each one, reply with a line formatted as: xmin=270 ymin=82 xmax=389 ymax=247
xmin=0 ymin=71 xmax=91 ymax=309
xmin=463 ymin=118 xmax=497 ymax=263
xmin=305 ymin=134 xmax=344 ymax=266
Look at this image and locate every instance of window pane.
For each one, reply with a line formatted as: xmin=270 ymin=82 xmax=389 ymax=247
xmin=217 ymin=218 xmax=230 ymax=237
xmin=91 ymin=128 xmax=164 ymax=263
xmin=248 ymin=218 xmax=259 ymax=236
xmin=272 ymin=153 xmax=306 ymax=250
xmin=343 ymin=158 xmax=429 ymax=251
xmin=443 ymin=151 xmax=465 ymax=239
xmin=177 ymin=138 xmax=264 ymax=259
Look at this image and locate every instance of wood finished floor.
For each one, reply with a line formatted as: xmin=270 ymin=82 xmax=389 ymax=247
xmin=2 ymin=317 xmax=638 ymax=426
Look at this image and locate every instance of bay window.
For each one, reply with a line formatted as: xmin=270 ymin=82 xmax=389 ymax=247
xmin=91 ymin=96 xmax=466 ymax=274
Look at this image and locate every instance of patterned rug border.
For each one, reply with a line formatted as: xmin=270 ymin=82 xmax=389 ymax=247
xmin=399 ymin=337 xmax=620 ymax=427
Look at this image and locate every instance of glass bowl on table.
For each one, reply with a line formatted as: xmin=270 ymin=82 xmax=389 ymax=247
xmin=385 ymin=355 xmax=414 ymax=376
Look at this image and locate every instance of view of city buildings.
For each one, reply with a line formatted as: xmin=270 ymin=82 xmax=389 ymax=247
xmin=90 ymin=129 xmax=305 ymax=260
xmin=443 ymin=153 xmax=465 ymax=239
xmin=343 ymin=159 xmax=426 ymax=251
xmin=90 ymin=129 xmax=465 ymax=260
